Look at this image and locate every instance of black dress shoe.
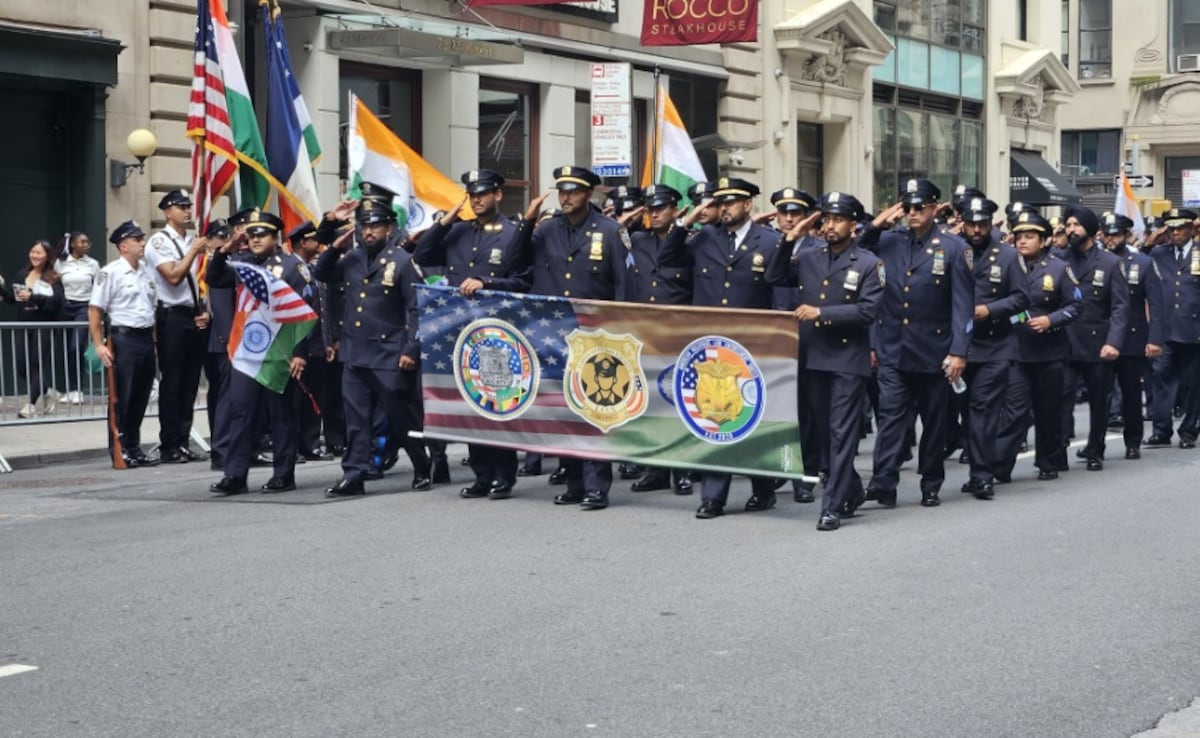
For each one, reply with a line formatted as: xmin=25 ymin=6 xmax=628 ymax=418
xmin=837 ymin=486 xmax=867 ymax=517
xmin=817 ymin=513 xmax=841 ymax=531
xmin=744 ymin=492 xmax=777 ymax=512
xmin=330 ymin=445 xmax=346 ymax=457
xmin=209 ymin=457 xmax=225 ymax=472
xmin=1075 ymin=447 xmax=1090 ymax=459
xmin=325 ymin=478 xmax=365 ymax=498
xmin=210 ymin=476 xmax=248 ymax=495
xmin=303 ymin=448 xmax=334 ymax=461
xmin=994 ymin=471 xmax=1012 ymax=484
xmin=487 ymin=481 xmax=513 ymax=500
xmin=554 ymin=489 xmax=585 ymax=505
xmin=261 ymin=476 xmax=297 ymax=493
xmin=631 ymin=474 xmax=670 ymax=492
xmin=1181 ymin=439 xmax=1197 ymax=450
xmin=1107 ymin=415 xmax=1124 ymax=429
xmin=180 ymin=446 xmax=208 ymax=462
xmin=459 ymin=482 xmax=490 ymax=498
xmin=432 ymin=458 xmax=451 ymax=484
xmin=381 ymin=450 xmax=400 ymax=472
xmin=580 ymin=489 xmax=608 ymax=510
xmin=294 ymin=454 xmax=306 ymax=465
xmin=1086 ymin=458 xmax=1103 ymax=471
xmin=961 ymin=479 xmax=994 ymax=499
xmin=958 ymin=450 xmax=969 ymax=464
xmin=1144 ymin=434 xmax=1172 ymax=448
xmin=411 ymin=475 xmax=433 ymax=490
xmin=548 ymin=466 xmax=569 ymax=485
xmin=1036 ymin=469 xmax=1059 ymax=481
xmin=252 ymin=452 xmax=273 ymax=466
xmin=674 ymin=477 xmax=694 ymax=495
xmin=869 ymin=487 xmax=897 ymax=507
xmin=159 ymin=448 xmax=186 ymax=464
xmin=1054 ymin=459 xmax=1070 ymax=472
xmin=618 ymin=463 xmax=642 ymax=480
xmin=1125 ymin=447 xmax=1141 ymax=460
xmin=516 ymin=464 xmax=542 ymax=477
xmin=695 ymin=500 xmax=724 ymax=519
xmin=920 ymin=490 xmax=940 ymax=507
xmin=129 ymin=451 xmax=160 ymax=467
xmin=793 ymin=482 xmax=815 ymax=504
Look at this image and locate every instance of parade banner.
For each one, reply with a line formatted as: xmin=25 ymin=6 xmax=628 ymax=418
xmin=640 ymin=0 xmax=758 ymax=47
xmin=417 ymin=285 xmax=805 ymax=478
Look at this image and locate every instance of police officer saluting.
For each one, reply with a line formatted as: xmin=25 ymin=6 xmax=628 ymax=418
xmin=287 ymin=221 xmax=335 ymax=462
xmin=205 ymin=210 xmax=314 ymax=495
xmin=1145 ymin=208 xmax=1200 ymax=449
xmin=415 ymin=168 xmax=528 ymax=500
xmin=88 ymin=221 xmax=159 ymax=467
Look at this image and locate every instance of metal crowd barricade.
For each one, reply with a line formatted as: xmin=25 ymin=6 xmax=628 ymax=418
xmin=0 ymin=320 xmax=208 ymax=472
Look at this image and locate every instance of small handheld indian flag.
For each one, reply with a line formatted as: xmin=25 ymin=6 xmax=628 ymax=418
xmin=227 ymin=261 xmax=316 ymax=393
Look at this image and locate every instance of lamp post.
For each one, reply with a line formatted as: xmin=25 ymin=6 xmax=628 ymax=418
xmin=109 ymin=129 xmax=158 ymax=188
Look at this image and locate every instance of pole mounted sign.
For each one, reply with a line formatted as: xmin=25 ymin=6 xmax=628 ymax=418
xmin=590 ymin=63 xmax=632 ymax=179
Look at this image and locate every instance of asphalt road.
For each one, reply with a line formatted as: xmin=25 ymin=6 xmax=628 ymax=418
xmin=2 ymin=432 xmax=1199 ymax=737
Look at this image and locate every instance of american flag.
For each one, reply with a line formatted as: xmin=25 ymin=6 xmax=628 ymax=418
xmin=231 ymin=262 xmax=314 ymax=322
xmin=187 ymin=0 xmax=238 ymax=233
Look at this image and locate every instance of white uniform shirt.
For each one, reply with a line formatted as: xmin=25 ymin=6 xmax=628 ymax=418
xmin=56 ymin=254 xmax=102 ymax=302
xmin=89 ymin=257 xmax=157 ymax=328
xmin=145 ymin=227 xmax=198 ymax=308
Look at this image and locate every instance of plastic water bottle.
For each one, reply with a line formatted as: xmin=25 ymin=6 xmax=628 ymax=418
xmin=943 ymin=358 xmax=967 ymax=394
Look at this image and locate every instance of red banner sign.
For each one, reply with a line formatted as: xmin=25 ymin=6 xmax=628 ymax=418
xmin=641 ymin=0 xmax=758 ymax=46
xmin=467 ymin=0 xmax=594 ymax=6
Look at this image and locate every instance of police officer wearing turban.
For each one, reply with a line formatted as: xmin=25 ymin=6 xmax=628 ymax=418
xmin=857 ymin=179 xmax=972 ymax=508
xmin=1059 ymin=205 xmax=1129 ymax=470
xmin=994 ymin=211 xmax=1080 ymax=481
xmin=205 ymin=210 xmax=315 ymax=495
xmin=1145 ymin=207 xmax=1200 ymax=449
xmin=414 ymin=168 xmax=530 ymax=500
xmin=957 ymin=196 xmax=1030 ymax=497
xmin=506 ymin=165 xmax=628 ymax=510
xmin=767 ymin=192 xmax=883 ymax=530
xmin=313 ymin=183 xmax=433 ymax=497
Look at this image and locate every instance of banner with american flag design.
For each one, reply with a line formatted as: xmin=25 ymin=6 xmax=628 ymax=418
xmin=228 ymin=262 xmax=316 ymax=393
xmin=417 ymin=285 xmax=805 ymax=478
xmin=187 ymin=0 xmax=238 ymax=233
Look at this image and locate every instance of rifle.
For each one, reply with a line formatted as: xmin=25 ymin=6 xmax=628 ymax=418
xmin=105 ymin=333 xmax=127 ymax=470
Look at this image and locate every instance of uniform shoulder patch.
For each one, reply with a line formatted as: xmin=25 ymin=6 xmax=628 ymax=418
xmin=96 ymin=270 xmax=108 ymax=287
xmin=619 ymin=228 xmax=632 ymax=251
xmin=877 ymin=262 xmax=886 ymax=286
xmin=1065 ymin=266 xmax=1079 ymax=284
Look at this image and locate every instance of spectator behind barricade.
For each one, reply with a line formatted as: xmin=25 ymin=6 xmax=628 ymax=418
xmin=0 ymin=240 xmax=65 ymax=417
xmin=56 ymin=232 xmax=101 ymax=405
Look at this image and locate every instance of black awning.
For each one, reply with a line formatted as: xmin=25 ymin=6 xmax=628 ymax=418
xmin=1009 ymin=150 xmax=1082 ymax=206
xmin=0 ymin=25 xmax=123 ymax=87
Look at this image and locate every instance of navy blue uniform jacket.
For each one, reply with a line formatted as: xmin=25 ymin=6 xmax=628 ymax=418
xmin=1060 ymin=245 xmax=1129 ymax=362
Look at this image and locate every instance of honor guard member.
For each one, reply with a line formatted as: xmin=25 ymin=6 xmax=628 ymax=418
xmin=686 ymin=181 xmax=720 ymax=227
xmin=958 ymin=197 xmax=1031 ymax=498
xmin=667 ymin=177 xmax=785 ymax=518
xmin=205 ymin=211 xmax=314 ymax=495
xmin=622 ymin=183 xmax=694 ymax=495
xmin=994 ymin=212 xmax=1080 ymax=481
xmin=1101 ymin=213 xmax=1163 ymax=458
xmin=504 ymin=165 xmax=628 ymax=510
xmin=145 ymin=189 xmax=209 ymax=463
xmin=88 ymin=221 xmax=159 ymax=467
xmin=287 ymin=221 xmax=335 ymax=462
xmin=200 ymin=219 xmax=236 ymax=470
xmin=858 ymin=179 xmax=973 ymax=508
xmin=1145 ymin=207 xmax=1200 ymax=449
xmin=314 ymin=184 xmax=432 ymax=497
xmin=415 ymin=168 xmax=529 ymax=500
xmin=766 ymin=192 xmax=883 ymax=530
xmin=1059 ymin=205 xmax=1129 ymax=470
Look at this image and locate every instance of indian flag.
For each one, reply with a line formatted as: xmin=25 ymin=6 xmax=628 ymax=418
xmin=211 ymin=0 xmax=270 ymax=209
xmin=641 ymin=81 xmax=708 ymax=195
xmin=1114 ymin=171 xmax=1147 ymax=239
xmin=347 ymin=93 xmax=465 ymax=232
xmin=228 ymin=261 xmax=317 ymax=393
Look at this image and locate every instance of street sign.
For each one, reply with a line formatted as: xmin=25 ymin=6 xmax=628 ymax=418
xmin=1183 ymin=170 xmax=1200 ymax=207
xmin=590 ymin=63 xmax=632 ymax=179
xmin=1116 ymin=174 xmax=1154 ymax=188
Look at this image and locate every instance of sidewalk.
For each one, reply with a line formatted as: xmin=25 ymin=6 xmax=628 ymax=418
xmin=0 ymin=414 xmax=209 ymax=471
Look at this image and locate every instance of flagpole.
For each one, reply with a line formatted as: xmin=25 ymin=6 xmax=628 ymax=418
xmin=651 ymin=65 xmax=661 ymax=187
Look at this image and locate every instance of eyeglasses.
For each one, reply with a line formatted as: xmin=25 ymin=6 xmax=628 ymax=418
xmin=902 ymin=203 xmax=931 ymax=213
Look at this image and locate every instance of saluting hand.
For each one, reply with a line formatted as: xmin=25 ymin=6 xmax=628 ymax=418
xmin=616 ymin=206 xmax=645 ymax=228
xmin=443 ymin=194 xmax=469 ymax=227
xmin=786 ymin=211 xmax=822 ymax=241
xmin=524 ymin=192 xmax=551 ymax=222
xmin=330 ymin=199 xmax=357 ymax=222
xmin=331 ymin=229 xmax=354 ymax=252
xmin=752 ymin=210 xmax=777 ymax=226
xmin=873 ymin=201 xmax=904 ymax=229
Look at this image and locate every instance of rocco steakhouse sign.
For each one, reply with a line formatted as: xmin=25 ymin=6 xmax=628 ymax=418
xmin=640 ymin=0 xmax=758 ymax=46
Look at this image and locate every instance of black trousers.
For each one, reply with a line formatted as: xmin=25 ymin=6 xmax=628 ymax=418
xmin=1063 ymin=361 xmax=1115 ymax=459
xmin=110 ymin=329 xmax=156 ymax=453
xmin=155 ymin=309 xmax=205 ymax=450
xmin=203 ymin=350 xmax=230 ymax=462
xmin=996 ymin=360 xmax=1065 ymax=475
xmin=16 ymin=328 xmax=51 ymax=405
xmin=1115 ymin=355 xmax=1147 ymax=449
xmin=699 ymin=472 xmax=776 ymax=505
xmin=62 ymin=300 xmax=90 ymax=392
xmin=341 ymin=364 xmax=428 ymax=483
xmin=802 ymin=369 xmax=866 ymax=516
xmin=469 ymin=444 xmax=517 ymax=486
xmin=322 ymin=359 xmax=346 ymax=449
xmin=562 ymin=457 xmax=613 ymax=495
xmin=870 ymin=366 xmax=948 ymax=494
xmin=964 ymin=361 xmax=1010 ymax=483
xmin=222 ymin=370 xmax=297 ymax=482
xmin=1151 ymin=342 xmax=1200 ymax=442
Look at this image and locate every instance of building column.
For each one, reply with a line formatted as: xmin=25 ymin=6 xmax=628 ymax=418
xmin=423 ymin=69 xmax=481 ymax=178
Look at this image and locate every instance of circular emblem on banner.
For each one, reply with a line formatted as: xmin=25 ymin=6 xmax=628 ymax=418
xmin=453 ymin=318 xmax=539 ymax=420
xmin=673 ymin=335 xmax=766 ymax=444
xmin=242 ymin=321 xmax=272 ymax=354
xmin=564 ymin=329 xmax=648 ymax=432
xmin=657 ymin=365 xmax=676 ymax=407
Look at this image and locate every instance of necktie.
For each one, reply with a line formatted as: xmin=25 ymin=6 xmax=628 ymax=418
xmin=727 ymin=230 xmax=738 ymax=259
xmin=1178 ymin=246 xmax=1186 ymax=266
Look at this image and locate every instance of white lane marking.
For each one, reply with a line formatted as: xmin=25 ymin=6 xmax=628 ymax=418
xmin=0 ymin=664 xmax=38 ymax=678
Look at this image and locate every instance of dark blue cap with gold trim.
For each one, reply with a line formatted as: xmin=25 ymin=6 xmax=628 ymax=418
xmin=770 ymin=187 xmax=816 ymax=212
xmin=1012 ymin=211 xmax=1051 ymax=235
xmin=228 ymin=207 xmax=257 ymax=227
xmin=243 ymin=210 xmax=285 ymax=236
xmin=712 ymin=177 xmax=759 ymax=203
xmin=819 ymin=191 xmax=864 ymax=219
xmin=644 ymin=184 xmax=682 ymax=209
xmin=157 ymin=189 xmax=193 ymax=210
xmin=109 ymin=220 xmax=146 ymax=244
xmin=286 ymin=221 xmax=318 ymax=244
xmin=1164 ymin=208 xmax=1197 ymax=227
xmin=461 ymin=169 xmax=505 ymax=194
xmin=553 ymin=165 xmax=601 ymax=191
xmin=357 ymin=199 xmax=397 ymax=225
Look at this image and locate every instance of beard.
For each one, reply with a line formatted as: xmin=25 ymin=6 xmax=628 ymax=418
xmin=1068 ymin=231 xmax=1092 ymax=249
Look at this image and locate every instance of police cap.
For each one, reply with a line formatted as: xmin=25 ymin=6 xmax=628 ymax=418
xmin=204 ymin=218 xmax=231 ymax=239
xmin=286 ymin=221 xmax=318 ymax=245
xmin=900 ymin=178 xmax=941 ymax=206
xmin=461 ymin=169 xmax=505 ymax=195
xmin=157 ymin=189 xmax=192 ymax=210
xmin=951 ymin=185 xmax=986 ymax=208
xmin=712 ymin=177 xmax=760 ymax=203
xmin=109 ymin=220 xmax=146 ymax=245
xmin=1102 ymin=213 xmax=1134 ymax=235
xmin=958 ymin=197 xmax=999 ymax=223
xmin=644 ymin=184 xmax=683 ymax=209
xmin=1011 ymin=211 xmax=1052 ymax=235
xmin=553 ymin=165 xmax=601 ymax=191
xmin=819 ymin=191 xmax=864 ymax=220
xmin=612 ymin=185 xmax=644 ymax=213
xmin=1164 ymin=208 xmax=1198 ymax=227
xmin=358 ymin=181 xmax=399 ymax=207
xmin=770 ymin=187 xmax=816 ymax=212
xmin=228 ymin=207 xmax=257 ymax=227
xmin=243 ymin=210 xmax=285 ymax=236
xmin=688 ymin=181 xmax=716 ymax=206
xmin=357 ymin=199 xmax=397 ymax=225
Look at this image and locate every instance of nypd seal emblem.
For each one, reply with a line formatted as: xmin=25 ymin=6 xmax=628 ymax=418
xmin=673 ymin=335 xmax=765 ymax=444
xmin=564 ymin=329 xmax=648 ymax=432
xmin=453 ymin=318 xmax=539 ymax=421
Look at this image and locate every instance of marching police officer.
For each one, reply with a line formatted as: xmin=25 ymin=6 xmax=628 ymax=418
xmin=1146 ymin=207 xmax=1200 ymax=449
xmin=1060 ymin=205 xmax=1129 ymax=470
xmin=859 ymin=179 xmax=973 ymax=508
xmin=766 ymin=192 xmax=883 ymax=530
xmin=958 ymin=197 xmax=1031 ymax=498
xmin=88 ymin=221 xmax=159 ymax=467
xmin=414 ymin=168 xmax=528 ymax=500
xmin=314 ymin=184 xmax=432 ymax=497
xmin=205 ymin=210 xmax=315 ymax=495
xmin=505 ymin=165 xmax=628 ymax=510
xmin=145 ymin=189 xmax=209 ymax=463
xmin=287 ymin=221 xmax=335 ymax=461
xmin=994 ymin=211 xmax=1080 ymax=481
xmin=200 ymin=219 xmax=235 ymax=470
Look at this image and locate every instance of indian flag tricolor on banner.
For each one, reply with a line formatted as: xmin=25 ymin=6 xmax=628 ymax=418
xmin=347 ymin=93 xmax=466 ymax=231
xmin=641 ymin=81 xmax=708 ymax=196
xmin=211 ymin=0 xmax=271 ymax=209
xmin=1114 ymin=171 xmax=1147 ymax=239
xmin=228 ymin=261 xmax=316 ymax=393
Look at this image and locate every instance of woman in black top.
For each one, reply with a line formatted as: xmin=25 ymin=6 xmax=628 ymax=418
xmin=1 ymin=240 xmax=65 ymax=417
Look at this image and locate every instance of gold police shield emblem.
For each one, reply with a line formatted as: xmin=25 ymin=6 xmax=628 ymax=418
xmin=563 ymin=329 xmax=648 ymax=432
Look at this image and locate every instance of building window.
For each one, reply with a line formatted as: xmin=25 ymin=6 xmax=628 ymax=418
xmin=1061 ymin=0 xmax=1070 ymax=68
xmin=1061 ymin=129 xmax=1120 ymax=175
xmin=1171 ymin=0 xmax=1200 ymax=71
xmin=479 ymin=79 xmax=538 ymax=206
xmin=1078 ymin=0 xmax=1112 ymax=79
xmin=873 ymin=89 xmax=984 ymax=208
xmin=796 ymin=123 xmax=823 ymax=196
xmin=338 ymin=64 xmax=421 ymax=186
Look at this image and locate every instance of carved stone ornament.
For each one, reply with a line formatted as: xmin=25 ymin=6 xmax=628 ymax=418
xmin=1150 ymin=81 xmax=1200 ymax=125
xmin=800 ymin=27 xmax=848 ymax=86
xmin=1013 ymin=76 xmax=1047 ymax=121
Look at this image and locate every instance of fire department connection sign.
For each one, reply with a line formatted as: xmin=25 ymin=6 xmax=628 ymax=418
xmin=590 ymin=63 xmax=632 ymax=179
